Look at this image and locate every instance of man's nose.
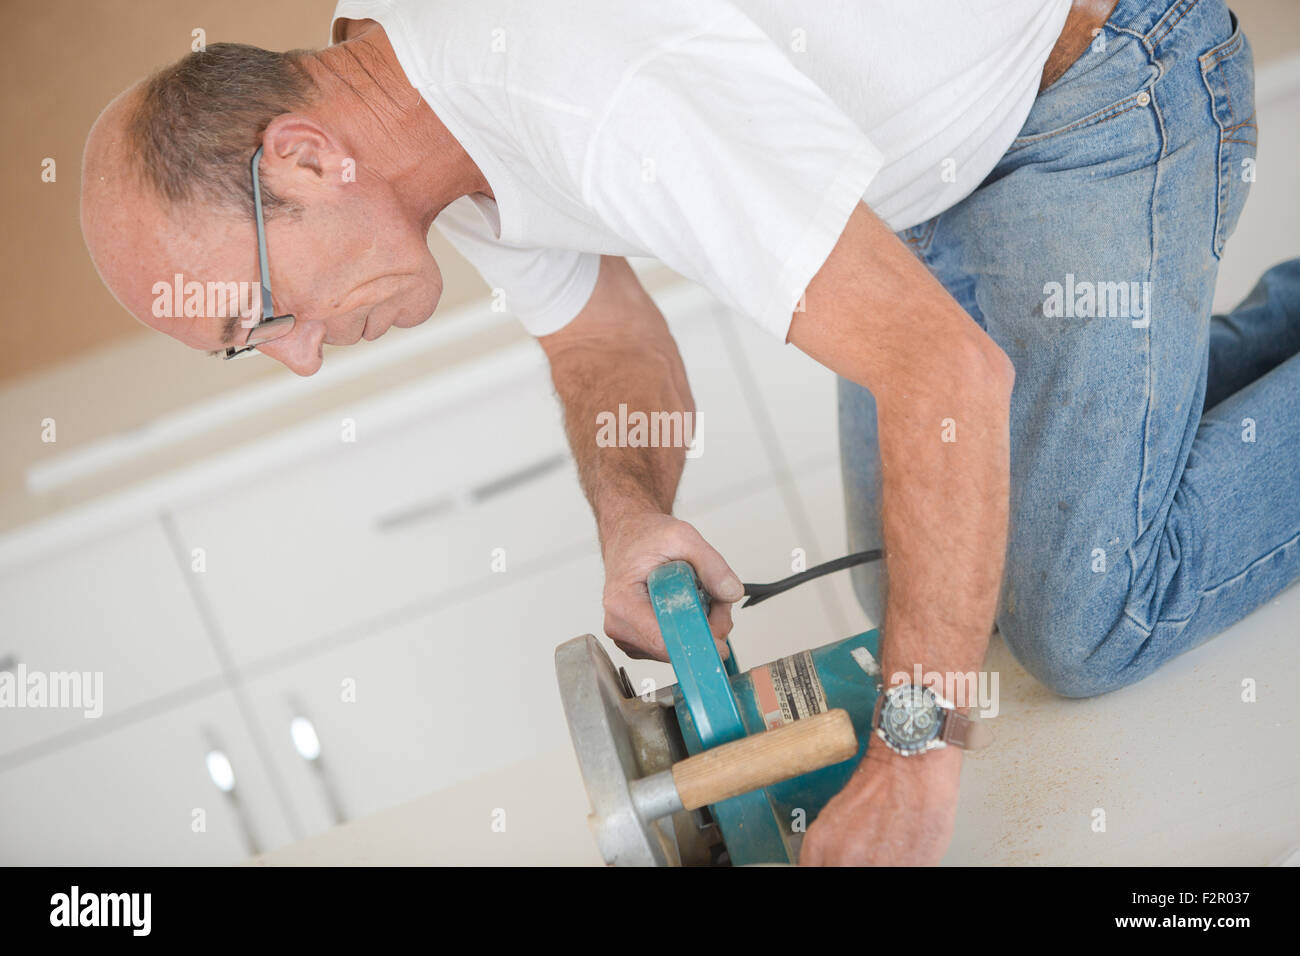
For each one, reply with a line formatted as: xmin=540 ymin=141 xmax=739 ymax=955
xmin=257 ymin=318 xmax=327 ymax=376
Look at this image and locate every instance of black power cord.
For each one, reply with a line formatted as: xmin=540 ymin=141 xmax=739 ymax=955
xmin=740 ymin=548 xmax=883 ymax=608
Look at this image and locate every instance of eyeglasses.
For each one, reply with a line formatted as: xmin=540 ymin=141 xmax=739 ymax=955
xmin=221 ymin=145 xmax=296 ymax=359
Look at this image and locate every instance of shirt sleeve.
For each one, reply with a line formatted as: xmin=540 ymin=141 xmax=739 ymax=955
xmin=582 ymin=5 xmax=884 ymax=341
xmin=433 ymin=196 xmax=602 ymax=337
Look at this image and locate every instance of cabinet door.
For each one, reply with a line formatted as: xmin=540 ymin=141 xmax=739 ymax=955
xmin=0 ymin=689 xmax=294 ymax=864
xmin=242 ymin=553 xmax=607 ymax=838
xmin=0 ymin=520 xmax=221 ymax=758
xmin=252 ymin=748 xmax=603 ymax=866
xmin=168 ymin=359 xmax=597 ymax=669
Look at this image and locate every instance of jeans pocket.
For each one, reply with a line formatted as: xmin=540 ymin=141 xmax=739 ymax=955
xmin=1200 ymin=11 xmax=1257 ymax=258
xmin=1008 ymin=31 xmax=1159 ymax=152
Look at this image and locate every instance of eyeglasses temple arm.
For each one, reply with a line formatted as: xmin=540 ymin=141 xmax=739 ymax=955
xmin=250 ymin=145 xmax=275 ymax=320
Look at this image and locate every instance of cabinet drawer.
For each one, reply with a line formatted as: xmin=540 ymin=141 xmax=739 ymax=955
xmin=0 ymin=689 xmax=293 ymax=864
xmin=242 ymin=553 xmax=606 ymax=836
xmin=0 ymin=520 xmax=221 ymax=758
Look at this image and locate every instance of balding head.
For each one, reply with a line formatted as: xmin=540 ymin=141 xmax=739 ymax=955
xmin=82 ymin=81 xmax=255 ymax=350
xmin=81 ymin=35 xmax=451 ymax=375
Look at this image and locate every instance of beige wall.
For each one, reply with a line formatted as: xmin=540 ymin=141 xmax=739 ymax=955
xmin=0 ymin=0 xmax=488 ymax=384
xmin=1 ymin=0 xmax=1297 ymax=384
xmin=1232 ymin=0 xmax=1300 ymax=65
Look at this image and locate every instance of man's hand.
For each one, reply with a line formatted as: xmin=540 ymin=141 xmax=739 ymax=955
xmin=539 ymin=256 xmax=740 ymax=661
xmin=599 ymin=510 xmax=742 ymax=661
xmin=800 ymin=742 xmax=962 ymax=866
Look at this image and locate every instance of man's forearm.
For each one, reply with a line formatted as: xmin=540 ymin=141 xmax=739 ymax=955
xmin=790 ymin=203 xmax=1013 ymax=707
xmin=873 ymin=342 xmax=1011 ymax=696
xmin=553 ymin=342 xmax=691 ymax=534
xmin=541 ymin=258 xmax=693 ymax=542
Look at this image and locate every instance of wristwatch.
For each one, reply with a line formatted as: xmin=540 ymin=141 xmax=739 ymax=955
xmin=871 ymin=682 xmax=992 ymax=756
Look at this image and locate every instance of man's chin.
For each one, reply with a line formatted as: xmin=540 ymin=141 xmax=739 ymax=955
xmin=396 ymin=295 xmax=440 ymax=329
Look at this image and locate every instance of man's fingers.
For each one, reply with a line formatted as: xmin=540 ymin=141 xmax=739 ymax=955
xmin=612 ymin=638 xmax=655 ymax=661
xmin=675 ymin=525 xmax=743 ymax=603
xmin=606 ymin=579 xmax=735 ymax=663
xmin=707 ymin=596 xmax=734 ymax=635
xmin=707 ymin=598 xmax=734 ymax=660
xmin=604 ymin=596 xmax=668 ymax=661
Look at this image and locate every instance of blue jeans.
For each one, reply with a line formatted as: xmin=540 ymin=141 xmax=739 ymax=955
xmin=839 ymin=0 xmax=1300 ymax=697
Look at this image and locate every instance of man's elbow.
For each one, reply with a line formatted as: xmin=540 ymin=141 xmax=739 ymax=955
xmin=917 ymin=330 xmax=1015 ymax=410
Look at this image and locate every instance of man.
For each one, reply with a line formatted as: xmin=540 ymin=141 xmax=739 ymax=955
xmin=80 ymin=0 xmax=1298 ymax=865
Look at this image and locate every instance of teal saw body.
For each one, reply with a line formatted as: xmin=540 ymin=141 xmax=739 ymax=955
xmin=647 ymin=561 xmax=880 ymax=865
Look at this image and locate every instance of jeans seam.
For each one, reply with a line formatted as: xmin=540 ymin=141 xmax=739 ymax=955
xmin=1137 ymin=84 xmax=1166 ymax=540
xmin=1122 ymin=605 xmax=1155 ymax=636
xmin=1110 ymin=24 xmax=1148 ymax=44
xmin=1199 ymin=31 xmax=1244 ymax=71
xmin=1200 ymin=532 xmax=1300 ymax=596
xmin=1148 ymin=0 xmax=1201 ymax=48
xmin=1214 ymin=51 xmax=1244 ymax=136
xmin=1121 ymin=51 xmax=1169 ymax=639
xmin=1201 ymin=13 xmax=1256 ymax=258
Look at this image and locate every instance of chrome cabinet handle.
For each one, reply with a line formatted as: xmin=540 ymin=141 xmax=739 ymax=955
xmin=202 ymin=731 xmax=261 ymax=857
xmin=288 ymin=706 xmax=347 ymax=827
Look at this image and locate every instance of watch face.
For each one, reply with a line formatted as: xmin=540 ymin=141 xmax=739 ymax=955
xmin=880 ymin=684 xmax=943 ymax=752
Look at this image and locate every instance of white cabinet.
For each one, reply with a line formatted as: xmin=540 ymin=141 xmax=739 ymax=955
xmin=252 ymin=747 xmax=604 ymax=866
xmin=168 ymin=361 xmax=598 ymax=669
xmin=240 ymin=553 xmax=606 ymax=838
xmin=0 ymin=520 xmax=221 ymax=758
xmin=668 ymin=304 xmax=775 ymax=509
xmin=0 ymin=689 xmax=294 ymax=864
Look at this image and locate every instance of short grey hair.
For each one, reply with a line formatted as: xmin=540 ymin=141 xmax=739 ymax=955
xmin=127 ymin=42 xmax=316 ymax=217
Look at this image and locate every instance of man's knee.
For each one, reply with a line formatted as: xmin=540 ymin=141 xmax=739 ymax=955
xmin=997 ymin=599 xmax=1149 ymax=699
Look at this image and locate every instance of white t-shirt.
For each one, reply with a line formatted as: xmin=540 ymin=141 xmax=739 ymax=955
xmin=330 ymin=0 xmax=1071 ymax=340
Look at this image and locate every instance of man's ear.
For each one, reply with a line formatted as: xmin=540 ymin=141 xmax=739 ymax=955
xmin=261 ymin=114 xmax=345 ymax=184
